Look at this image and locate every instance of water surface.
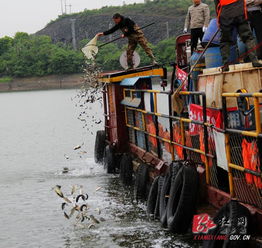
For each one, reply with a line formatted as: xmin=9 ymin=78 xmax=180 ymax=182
xmin=0 ymin=89 xmax=200 ymax=248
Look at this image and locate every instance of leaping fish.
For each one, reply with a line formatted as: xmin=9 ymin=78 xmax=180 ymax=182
xmin=53 ymin=185 xmax=64 ymax=198
xmin=73 ymin=142 xmax=84 ymax=150
xmin=89 ymin=215 xmax=100 ymax=224
xmin=63 ymin=197 xmax=72 ymax=204
xmin=76 ymin=194 xmax=85 ymax=203
xmin=64 ymin=212 xmax=70 ymax=219
xmin=95 ymin=208 xmax=101 ymax=215
xmin=61 ymin=202 xmax=68 ymax=210
xmin=88 ymin=224 xmax=95 ymax=229
xmin=71 ymin=185 xmax=78 ymax=195
xmin=80 ymin=204 xmax=89 ymax=211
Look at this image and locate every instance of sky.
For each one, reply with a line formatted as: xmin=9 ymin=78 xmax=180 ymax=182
xmin=0 ymin=0 xmax=144 ymax=38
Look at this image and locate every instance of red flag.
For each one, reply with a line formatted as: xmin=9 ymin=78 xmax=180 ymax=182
xmin=176 ymin=66 xmax=188 ymax=91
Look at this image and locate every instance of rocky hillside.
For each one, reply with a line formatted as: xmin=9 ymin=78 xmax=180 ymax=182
xmin=36 ymin=0 xmax=215 ymax=48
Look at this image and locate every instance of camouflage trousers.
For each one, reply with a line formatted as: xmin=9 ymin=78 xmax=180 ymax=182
xmin=220 ymin=15 xmax=258 ymax=65
xmin=126 ymin=27 xmax=155 ymax=67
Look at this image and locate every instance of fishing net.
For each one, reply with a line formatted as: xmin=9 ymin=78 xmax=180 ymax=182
xmin=81 ymin=35 xmax=99 ymax=60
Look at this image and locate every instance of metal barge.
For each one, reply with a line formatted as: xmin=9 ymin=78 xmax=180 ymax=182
xmin=94 ymin=34 xmax=262 ymax=247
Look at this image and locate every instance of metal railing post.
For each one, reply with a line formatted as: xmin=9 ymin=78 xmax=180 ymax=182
xmin=222 ymin=96 xmax=235 ymax=197
xmin=202 ymin=94 xmax=210 ymax=185
xmin=254 ymin=96 xmax=261 ymax=134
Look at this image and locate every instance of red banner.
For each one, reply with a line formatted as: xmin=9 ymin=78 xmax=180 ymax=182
xmin=189 ymin=104 xmax=223 ymax=135
xmin=176 ymin=66 xmax=188 ymax=91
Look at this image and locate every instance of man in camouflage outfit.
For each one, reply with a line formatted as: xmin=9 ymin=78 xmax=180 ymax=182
xmin=215 ymin=0 xmax=262 ymax=71
xmin=97 ymin=13 xmax=157 ymax=69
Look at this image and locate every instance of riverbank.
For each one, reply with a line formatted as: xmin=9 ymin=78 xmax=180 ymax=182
xmin=0 ymin=74 xmax=84 ymax=92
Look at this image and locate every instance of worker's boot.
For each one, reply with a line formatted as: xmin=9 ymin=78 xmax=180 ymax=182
xmin=126 ymin=58 xmax=134 ymax=70
xmin=245 ymin=39 xmax=262 ymax=68
xmin=151 ymin=56 xmax=158 ymax=66
xmin=127 ymin=63 xmax=134 ymax=71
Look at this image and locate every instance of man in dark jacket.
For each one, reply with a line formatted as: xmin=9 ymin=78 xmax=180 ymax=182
xmin=97 ymin=13 xmax=157 ymax=70
xmin=215 ymin=0 xmax=262 ymax=71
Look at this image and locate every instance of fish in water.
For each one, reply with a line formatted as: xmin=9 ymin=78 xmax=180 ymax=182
xmin=53 ymin=185 xmax=64 ymax=198
xmin=74 ymin=142 xmax=84 ymax=150
xmin=76 ymin=194 xmax=86 ymax=203
xmin=63 ymin=197 xmax=72 ymax=204
xmin=95 ymin=208 xmax=101 ymax=215
xmin=74 ymin=145 xmax=81 ymax=150
xmin=71 ymin=185 xmax=78 ymax=195
xmin=88 ymin=224 xmax=95 ymax=229
xmin=68 ymin=207 xmax=76 ymax=218
xmin=99 ymin=217 xmax=106 ymax=222
xmin=95 ymin=187 xmax=102 ymax=191
xmin=89 ymin=215 xmax=100 ymax=224
xmin=62 ymin=167 xmax=69 ymax=174
xmin=80 ymin=204 xmax=89 ymax=211
xmin=64 ymin=212 xmax=70 ymax=219
xmin=61 ymin=202 xmax=68 ymax=210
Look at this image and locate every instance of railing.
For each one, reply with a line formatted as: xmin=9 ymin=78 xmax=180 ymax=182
xmin=123 ymin=88 xmax=214 ymax=185
xmin=222 ymin=92 xmax=262 ymax=208
xmin=123 ymin=88 xmax=262 ymax=208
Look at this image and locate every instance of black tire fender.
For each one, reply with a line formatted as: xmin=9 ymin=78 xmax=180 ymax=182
xmin=104 ymin=145 xmax=115 ymax=174
xmin=134 ymin=163 xmax=149 ymax=201
xmin=119 ymin=153 xmax=133 ymax=185
xmin=154 ymin=175 xmax=165 ymax=220
xmin=167 ymin=165 xmax=199 ymax=233
xmin=159 ymin=170 xmax=172 ymax=227
xmin=159 ymin=161 xmax=183 ymax=227
xmin=94 ymin=130 xmax=106 ymax=164
xmin=147 ymin=176 xmax=160 ymax=219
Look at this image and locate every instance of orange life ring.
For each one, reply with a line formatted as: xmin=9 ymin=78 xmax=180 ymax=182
xmin=242 ymin=139 xmax=262 ymax=189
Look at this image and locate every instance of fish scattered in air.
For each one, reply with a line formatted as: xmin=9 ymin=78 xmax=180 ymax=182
xmin=53 ymin=184 xmax=103 ymax=227
xmin=90 ymin=215 xmax=100 ymax=224
xmin=73 ymin=142 xmax=84 ymax=150
xmin=95 ymin=187 xmax=102 ymax=191
xmin=53 ymin=185 xmax=64 ymax=198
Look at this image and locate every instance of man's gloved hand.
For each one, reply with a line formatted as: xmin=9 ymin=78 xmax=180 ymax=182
xmin=202 ymin=26 xmax=208 ymax=32
xmin=183 ymin=28 xmax=188 ymax=33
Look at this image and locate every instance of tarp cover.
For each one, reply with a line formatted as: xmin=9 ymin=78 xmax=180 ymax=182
xmin=120 ymin=76 xmax=157 ymax=86
xmin=81 ymin=35 xmax=98 ymax=60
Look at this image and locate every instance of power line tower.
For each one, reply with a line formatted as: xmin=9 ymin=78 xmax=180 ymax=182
xmin=165 ymin=21 xmax=170 ymax=39
xmin=60 ymin=0 xmax=64 ymax=14
xmin=68 ymin=4 xmax=72 ymax=14
xmin=109 ymin=23 xmax=112 ymax=41
xmin=64 ymin=0 xmax=67 ymax=14
xmin=70 ymin=19 xmax=77 ymax=50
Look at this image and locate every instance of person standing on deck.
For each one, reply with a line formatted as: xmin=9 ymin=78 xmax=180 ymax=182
xmin=246 ymin=0 xmax=262 ymax=59
xmin=96 ymin=13 xmax=157 ymax=70
xmin=184 ymin=0 xmax=210 ymax=53
xmin=215 ymin=0 xmax=262 ymax=71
